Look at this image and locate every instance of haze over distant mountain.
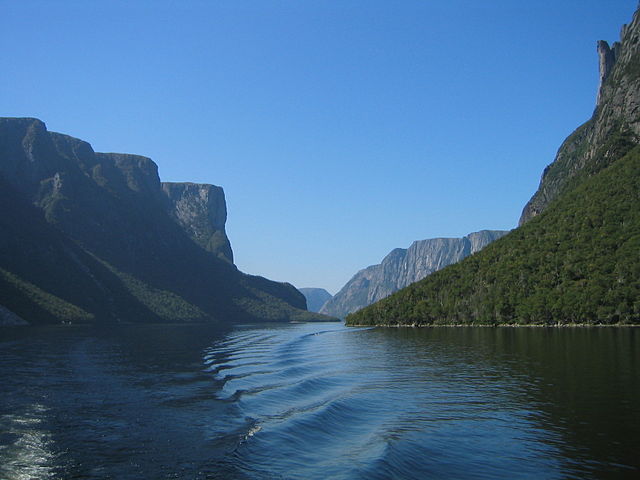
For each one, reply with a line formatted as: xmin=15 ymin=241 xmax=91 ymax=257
xmin=348 ymin=7 xmax=640 ymax=326
xmin=298 ymin=288 xmax=333 ymax=313
xmin=0 ymin=118 xmax=333 ymax=325
xmin=322 ymin=230 xmax=508 ymax=319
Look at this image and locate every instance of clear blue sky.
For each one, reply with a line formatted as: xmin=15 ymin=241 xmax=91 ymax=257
xmin=2 ymin=1 xmax=637 ymax=294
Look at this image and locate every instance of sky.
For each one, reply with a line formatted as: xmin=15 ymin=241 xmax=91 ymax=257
xmin=1 ymin=0 xmax=637 ymax=294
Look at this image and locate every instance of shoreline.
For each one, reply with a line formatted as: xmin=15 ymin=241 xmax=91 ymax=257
xmin=346 ymin=323 xmax=640 ymax=328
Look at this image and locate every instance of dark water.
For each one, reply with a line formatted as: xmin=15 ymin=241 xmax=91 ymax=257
xmin=0 ymin=323 xmax=638 ymax=479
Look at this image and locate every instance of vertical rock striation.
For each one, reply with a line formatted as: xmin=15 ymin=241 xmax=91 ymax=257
xmin=162 ymin=182 xmax=233 ymax=263
xmin=596 ymin=40 xmax=618 ymax=106
xmin=519 ymin=10 xmax=640 ymax=225
xmin=320 ymin=230 xmax=508 ymax=319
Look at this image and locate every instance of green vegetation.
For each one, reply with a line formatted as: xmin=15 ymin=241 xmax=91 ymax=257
xmin=101 ymin=263 xmax=209 ymax=322
xmin=0 ymin=118 xmax=334 ymax=326
xmin=347 ymin=147 xmax=640 ymax=326
xmin=349 ymin=14 xmax=640 ymax=327
xmin=235 ymin=284 xmax=332 ymax=323
xmin=0 ymin=268 xmax=94 ymax=323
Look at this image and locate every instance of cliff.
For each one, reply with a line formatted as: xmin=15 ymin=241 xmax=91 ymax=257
xmin=322 ymin=230 xmax=508 ymax=319
xmin=0 ymin=118 xmax=331 ymax=325
xmin=162 ymin=182 xmax=233 ymax=263
xmin=519 ymin=10 xmax=640 ymax=225
xmin=348 ymin=7 xmax=640 ymax=327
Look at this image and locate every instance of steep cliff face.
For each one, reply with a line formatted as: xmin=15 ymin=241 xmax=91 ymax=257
xmin=0 ymin=117 xmax=329 ymax=325
xmin=162 ymin=182 xmax=233 ymax=263
xmin=321 ymin=230 xmax=508 ymax=319
xmin=520 ymin=10 xmax=640 ymax=225
xmin=596 ymin=40 xmax=618 ymax=106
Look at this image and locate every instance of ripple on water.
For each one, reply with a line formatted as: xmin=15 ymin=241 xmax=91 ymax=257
xmin=199 ymin=324 xmax=640 ymax=480
xmin=0 ymin=404 xmax=57 ymax=480
xmin=1 ymin=323 xmax=637 ymax=479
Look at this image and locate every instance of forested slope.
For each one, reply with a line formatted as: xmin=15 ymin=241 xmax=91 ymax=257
xmin=347 ymin=8 xmax=640 ymax=327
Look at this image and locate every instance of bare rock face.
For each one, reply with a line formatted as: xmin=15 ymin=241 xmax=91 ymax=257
xmin=320 ymin=230 xmax=508 ymax=319
xmin=597 ymin=40 xmax=618 ymax=106
xmin=520 ymin=10 xmax=640 ymax=225
xmin=161 ymin=182 xmax=233 ymax=263
xmin=97 ymin=153 xmax=163 ymax=200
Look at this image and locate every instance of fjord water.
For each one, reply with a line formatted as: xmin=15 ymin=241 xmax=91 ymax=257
xmin=0 ymin=323 xmax=638 ymax=479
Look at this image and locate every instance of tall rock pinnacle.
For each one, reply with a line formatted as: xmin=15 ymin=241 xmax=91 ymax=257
xmin=596 ymin=40 xmax=617 ymax=106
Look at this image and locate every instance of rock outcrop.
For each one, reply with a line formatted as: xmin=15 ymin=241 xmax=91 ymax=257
xmin=162 ymin=182 xmax=233 ymax=263
xmin=298 ymin=288 xmax=333 ymax=313
xmin=520 ymin=10 xmax=640 ymax=225
xmin=321 ymin=230 xmax=508 ymax=319
xmin=596 ymin=40 xmax=619 ymax=106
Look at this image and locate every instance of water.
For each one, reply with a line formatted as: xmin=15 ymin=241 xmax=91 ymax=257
xmin=0 ymin=323 xmax=638 ymax=479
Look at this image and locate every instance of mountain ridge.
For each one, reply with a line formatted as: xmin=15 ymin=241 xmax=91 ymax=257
xmin=0 ymin=117 xmax=333 ymax=325
xmin=322 ymin=230 xmax=508 ymax=319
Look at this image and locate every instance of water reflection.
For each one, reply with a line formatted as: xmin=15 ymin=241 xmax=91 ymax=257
xmin=373 ymin=327 xmax=639 ymax=479
xmin=0 ymin=403 xmax=55 ymax=480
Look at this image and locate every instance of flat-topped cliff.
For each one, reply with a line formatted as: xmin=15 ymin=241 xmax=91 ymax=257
xmin=0 ymin=118 xmax=332 ymax=325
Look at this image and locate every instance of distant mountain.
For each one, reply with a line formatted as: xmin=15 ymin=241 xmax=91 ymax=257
xmin=347 ymin=7 xmax=640 ymax=327
xmin=298 ymin=288 xmax=333 ymax=312
xmin=0 ymin=118 xmax=334 ymax=325
xmin=322 ymin=230 xmax=508 ymax=319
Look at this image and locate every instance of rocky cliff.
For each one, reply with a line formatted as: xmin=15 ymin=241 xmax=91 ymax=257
xmin=0 ymin=118 xmax=331 ymax=325
xmin=520 ymin=10 xmax=640 ymax=225
xmin=162 ymin=182 xmax=233 ymax=263
xmin=298 ymin=288 xmax=333 ymax=313
xmin=321 ymin=230 xmax=508 ymax=319
xmin=347 ymin=7 xmax=640 ymax=327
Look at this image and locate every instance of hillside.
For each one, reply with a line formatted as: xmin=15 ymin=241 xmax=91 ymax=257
xmin=321 ymin=230 xmax=507 ymax=319
xmin=0 ymin=118 xmax=332 ymax=325
xmin=347 ymin=8 xmax=640 ymax=327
